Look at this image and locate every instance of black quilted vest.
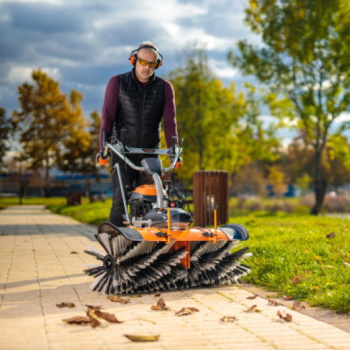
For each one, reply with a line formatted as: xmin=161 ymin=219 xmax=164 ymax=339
xmin=115 ymin=70 xmax=165 ymax=148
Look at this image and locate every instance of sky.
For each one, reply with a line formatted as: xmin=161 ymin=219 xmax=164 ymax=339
xmin=0 ymin=0 xmax=261 ymax=118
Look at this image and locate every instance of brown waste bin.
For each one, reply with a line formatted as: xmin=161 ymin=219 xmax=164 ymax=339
xmin=193 ymin=170 xmax=229 ymax=227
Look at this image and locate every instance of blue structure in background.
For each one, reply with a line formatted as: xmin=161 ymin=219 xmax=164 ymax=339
xmin=266 ymin=184 xmax=297 ymax=197
xmin=0 ymin=171 xmax=113 ymax=198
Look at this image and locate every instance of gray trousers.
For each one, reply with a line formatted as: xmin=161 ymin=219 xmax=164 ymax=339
xmin=109 ymin=153 xmax=153 ymax=226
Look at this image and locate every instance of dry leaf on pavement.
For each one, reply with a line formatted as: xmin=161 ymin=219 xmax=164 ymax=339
xmin=85 ymin=304 xmax=103 ymax=311
xmin=151 ymin=297 xmax=169 ymax=311
xmin=247 ymin=294 xmax=257 ymax=300
xmin=87 ymin=310 xmax=102 ymax=328
xmin=175 ymin=307 xmax=199 ymax=316
xmin=220 ymin=316 xmax=237 ymax=322
xmin=277 ymin=310 xmax=293 ymax=322
xmin=107 ymin=295 xmax=130 ymax=304
xmin=124 ymin=334 xmax=160 ymax=342
xmin=95 ymin=310 xmax=123 ymax=323
xmin=62 ymin=316 xmax=90 ymax=325
xmin=244 ymin=305 xmax=261 ymax=313
xmin=56 ymin=302 xmax=75 ymax=308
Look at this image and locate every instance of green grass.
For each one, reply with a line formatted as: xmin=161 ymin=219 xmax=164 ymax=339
xmin=233 ymin=213 xmax=350 ymax=312
xmin=4 ymin=198 xmax=349 ymax=313
xmin=0 ymin=197 xmax=67 ymax=210
xmin=49 ymin=199 xmax=112 ymax=226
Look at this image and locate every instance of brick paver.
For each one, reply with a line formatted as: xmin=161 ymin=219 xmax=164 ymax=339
xmin=0 ymin=205 xmax=350 ymax=350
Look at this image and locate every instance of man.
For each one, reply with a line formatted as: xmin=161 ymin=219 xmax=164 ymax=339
xmin=98 ymin=41 xmax=178 ymax=226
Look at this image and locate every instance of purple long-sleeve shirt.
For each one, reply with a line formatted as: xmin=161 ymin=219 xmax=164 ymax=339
xmin=99 ymin=74 xmax=178 ymax=150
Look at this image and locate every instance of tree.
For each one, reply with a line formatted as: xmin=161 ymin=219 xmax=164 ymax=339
xmin=12 ymin=69 xmax=88 ymax=197
xmin=267 ymin=165 xmax=288 ymax=197
xmin=57 ymin=108 xmax=101 ymax=202
xmin=232 ymin=161 xmax=267 ymax=197
xmin=296 ymin=173 xmax=312 ymax=196
xmin=165 ymin=49 xmax=280 ymax=183
xmin=230 ymin=0 xmax=350 ymax=214
xmin=0 ymin=108 xmax=12 ymax=168
xmin=165 ymin=50 xmax=222 ymax=173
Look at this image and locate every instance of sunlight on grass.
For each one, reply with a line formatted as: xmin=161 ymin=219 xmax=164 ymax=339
xmin=232 ymin=214 xmax=350 ymax=312
xmin=0 ymin=197 xmax=66 ymax=209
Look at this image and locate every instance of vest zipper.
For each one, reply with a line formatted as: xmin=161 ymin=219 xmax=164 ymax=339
xmin=138 ymin=88 xmax=146 ymax=147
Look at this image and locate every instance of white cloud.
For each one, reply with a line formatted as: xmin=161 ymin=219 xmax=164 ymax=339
xmin=6 ymin=66 xmax=61 ymax=84
xmin=41 ymin=67 xmax=61 ymax=80
xmin=0 ymin=0 xmax=64 ymax=3
xmin=6 ymin=66 xmax=32 ymax=84
xmin=163 ymin=23 xmax=231 ymax=51
xmin=208 ymin=58 xmax=239 ymax=79
xmin=92 ymin=0 xmax=206 ymax=30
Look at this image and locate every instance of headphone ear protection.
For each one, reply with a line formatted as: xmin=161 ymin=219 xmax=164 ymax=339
xmin=129 ymin=45 xmax=163 ymax=69
xmin=129 ymin=49 xmax=138 ymax=66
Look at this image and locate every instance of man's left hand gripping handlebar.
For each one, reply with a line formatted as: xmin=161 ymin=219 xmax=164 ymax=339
xmin=175 ymin=157 xmax=182 ymax=169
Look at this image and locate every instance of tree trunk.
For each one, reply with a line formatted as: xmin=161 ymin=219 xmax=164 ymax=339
xmin=44 ymin=154 xmax=51 ymax=198
xmin=310 ymin=149 xmax=327 ymax=215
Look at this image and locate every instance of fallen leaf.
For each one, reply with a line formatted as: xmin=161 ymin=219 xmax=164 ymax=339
xmin=129 ymin=295 xmax=142 ymax=298
xmin=220 ymin=316 xmax=237 ymax=322
xmin=70 ymin=251 xmax=79 ymax=254
xmin=62 ymin=316 xmax=90 ymax=325
xmin=124 ymin=334 xmax=160 ymax=342
xmin=277 ymin=311 xmax=293 ymax=322
xmin=107 ymin=295 xmax=130 ymax=304
xmin=292 ymin=301 xmax=306 ymax=310
xmin=151 ymin=298 xmax=169 ymax=311
xmin=154 ymin=292 xmax=162 ymax=297
xmin=291 ymin=275 xmax=305 ymax=284
xmin=56 ymin=302 xmax=75 ymax=308
xmin=268 ymin=299 xmax=280 ymax=306
xmin=87 ymin=310 xmax=101 ymax=328
xmin=326 ymin=232 xmax=336 ymax=238
xmin=281 ymin=295 xmax=293 ymax=301
xmin=85 ymin=305 xmax=103 ymax=311
xmin=95 ymin=310 xmax=123 ymax=323
xmin=247 ymin=294 xmax=257 ymax=300
xmin=244 ymin=305 xmax=260 ymax=313
xmin=175 ymin=307 xmax=199 ymax=316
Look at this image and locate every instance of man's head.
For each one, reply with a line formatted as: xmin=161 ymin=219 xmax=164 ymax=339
xmin=129 ymin=42 xmax=163 ymax=82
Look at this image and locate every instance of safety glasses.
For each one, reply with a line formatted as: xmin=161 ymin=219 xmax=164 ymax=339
xmin=137 ymin=58 xmax=158 ymax=68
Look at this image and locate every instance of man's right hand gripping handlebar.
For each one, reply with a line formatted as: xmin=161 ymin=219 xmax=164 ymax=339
xmin=96 ymin=151 xmax=109 ymax=165
xmin=97 ymin=131 xmax=111 ymax=165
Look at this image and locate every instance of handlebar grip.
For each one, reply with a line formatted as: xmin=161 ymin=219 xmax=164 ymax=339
xmin=103 ymin=131 xmax=108 ymax=146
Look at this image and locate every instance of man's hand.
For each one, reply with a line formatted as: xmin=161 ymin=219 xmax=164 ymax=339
xmin=175 ymin=157 xmax=182 ymax=169
xmin=96 ymin=151 xmax=109 ymax=165
xmin=170 ymin=156 xmax=182 ymax=169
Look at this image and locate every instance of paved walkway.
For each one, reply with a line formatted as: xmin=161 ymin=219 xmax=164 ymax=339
xmin=1 ymin=205 xmax=350 ymax=350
